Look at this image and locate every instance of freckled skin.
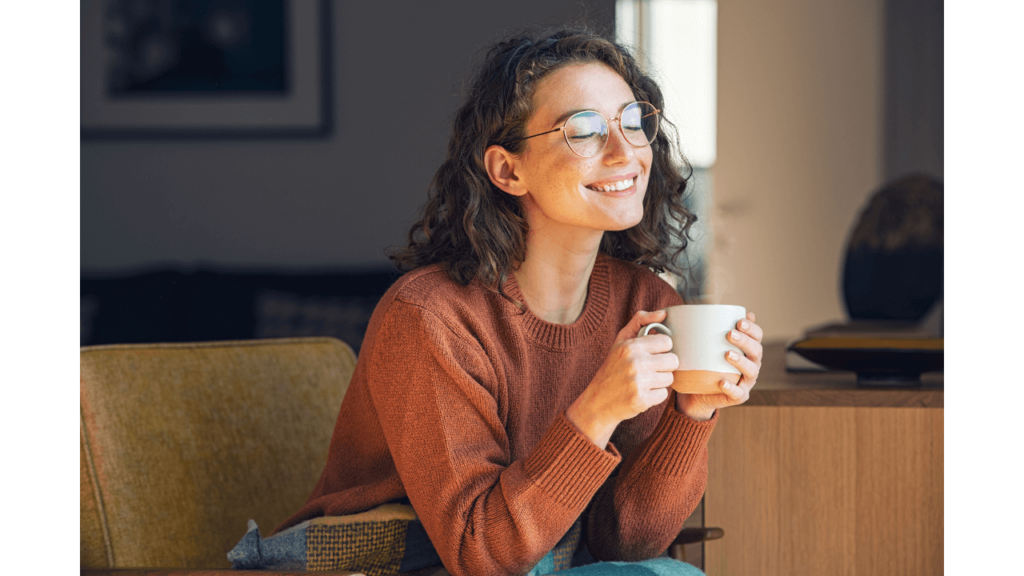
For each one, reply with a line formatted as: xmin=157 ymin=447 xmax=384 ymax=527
xmin=514 ymin=62 xmax=653 ymax=237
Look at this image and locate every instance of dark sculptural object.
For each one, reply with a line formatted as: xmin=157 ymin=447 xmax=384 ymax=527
xmin=842 ymin=174 xmax=943 ymax=322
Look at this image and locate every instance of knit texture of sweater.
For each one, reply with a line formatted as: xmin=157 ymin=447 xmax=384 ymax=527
xmin=276 ymin=253 xmax=718 ymax=576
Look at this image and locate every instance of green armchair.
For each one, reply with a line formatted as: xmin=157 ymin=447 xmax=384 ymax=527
xmin=80 ymin=337 xmax=720 ymax=575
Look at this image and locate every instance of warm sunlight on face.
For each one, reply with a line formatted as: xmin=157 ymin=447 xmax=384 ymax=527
xmin=515 ymin=62 xmax=653 ymax=239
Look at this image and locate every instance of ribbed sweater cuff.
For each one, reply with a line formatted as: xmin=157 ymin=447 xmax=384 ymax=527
xmin=636 ymin=402 xmax=718 ymax=476
xmin=522 ymin=413 xmax=621 ymax=510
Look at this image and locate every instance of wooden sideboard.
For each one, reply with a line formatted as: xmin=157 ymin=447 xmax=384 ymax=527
xmin=704 ymin=342 xmax=943 ymax=575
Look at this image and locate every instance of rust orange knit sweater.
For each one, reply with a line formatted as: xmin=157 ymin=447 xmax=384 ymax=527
xmin=277 ymin=253 xmax=718 ymax=575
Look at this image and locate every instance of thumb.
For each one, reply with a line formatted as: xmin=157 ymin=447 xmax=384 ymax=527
xmin=615 ymin=309 xmax=668 ymax=343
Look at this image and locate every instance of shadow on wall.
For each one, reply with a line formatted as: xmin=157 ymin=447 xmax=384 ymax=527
xmin=80 ymin=268 xmax=401 ymax=352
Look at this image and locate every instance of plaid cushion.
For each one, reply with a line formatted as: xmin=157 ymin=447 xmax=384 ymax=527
xmin=228 ymin=504 xmax=439 ymax=576
xmin=228 ymin=503 xmax=583 ymax=575
xmin=306 ymin=519 xmax=407 ymax=573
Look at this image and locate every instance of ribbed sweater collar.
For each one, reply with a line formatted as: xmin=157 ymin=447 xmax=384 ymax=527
xmin=503 ymin=253 xmax=613 ymax=350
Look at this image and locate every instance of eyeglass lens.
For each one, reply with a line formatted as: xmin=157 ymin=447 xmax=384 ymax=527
xmin=563 ymin=102 xmax=659 ymax=157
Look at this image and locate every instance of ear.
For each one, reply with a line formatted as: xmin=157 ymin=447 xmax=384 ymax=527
xmin=484 ymin=145 xmax=528 ymax=197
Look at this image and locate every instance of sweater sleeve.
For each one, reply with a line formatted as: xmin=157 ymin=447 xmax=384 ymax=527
xmin=365 ymin=299 xmax=621 ymax=576
xmin=581 ymin=274 xmax=718 ymax=561
xmin=583 ymin=398 xmax=717 ymax=561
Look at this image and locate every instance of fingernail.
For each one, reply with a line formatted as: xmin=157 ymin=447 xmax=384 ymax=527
xmin=722 ymin=381 xmax=731 ymax=390
xmin=728 ymin=351 xmax=739 ymax=361
xmin=731 ymin=330 xmax=741 ymax=341
xmin=740 ymin=321 xmax=749 ymax=330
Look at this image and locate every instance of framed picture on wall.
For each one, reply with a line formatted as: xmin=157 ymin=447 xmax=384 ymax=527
xmin=81 ymin=0 xmax=331 ymax=138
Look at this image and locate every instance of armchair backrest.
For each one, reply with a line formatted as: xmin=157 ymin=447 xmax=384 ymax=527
xmin=80 ymin=337 xmax=356 ymax=569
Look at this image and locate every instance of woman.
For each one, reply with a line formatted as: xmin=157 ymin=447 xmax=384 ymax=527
xmin=276 ymin=27 xmax=762 ymax=575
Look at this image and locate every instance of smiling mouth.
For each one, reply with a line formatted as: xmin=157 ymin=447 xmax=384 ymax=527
xmin=585 ymin=177 xmax=635 ymax=192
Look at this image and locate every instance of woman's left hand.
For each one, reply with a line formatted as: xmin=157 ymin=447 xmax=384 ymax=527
xmin=677 ymin=312 xmax=764 ymax=421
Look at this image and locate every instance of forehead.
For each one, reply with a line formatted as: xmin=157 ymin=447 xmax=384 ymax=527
xmin=529 ymin=62 xmax=636 ymax=127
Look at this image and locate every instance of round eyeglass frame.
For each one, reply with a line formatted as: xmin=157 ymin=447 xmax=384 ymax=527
xmin=508 ymin=101 xmax=661 ymax=158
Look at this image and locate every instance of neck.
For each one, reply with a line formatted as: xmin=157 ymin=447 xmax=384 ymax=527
xmin=514 ymin=230 xmax=603 ymax=325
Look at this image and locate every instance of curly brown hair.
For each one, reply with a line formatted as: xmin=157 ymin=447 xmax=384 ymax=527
xmin=388 ymin=25 xmax=697 ymax=301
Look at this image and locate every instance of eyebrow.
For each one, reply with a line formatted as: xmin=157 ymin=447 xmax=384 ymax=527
xmin=550 ymin=108 xmax=586 ymax=129
xmin=549 ymin=101 xmax=636 ymax=128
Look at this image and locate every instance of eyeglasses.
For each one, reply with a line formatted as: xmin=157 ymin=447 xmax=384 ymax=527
xmin=509 ymin=101 xmax=660 ymax=158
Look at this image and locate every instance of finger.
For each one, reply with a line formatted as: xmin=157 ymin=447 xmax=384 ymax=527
xmin=719 ymin=379 xmax=749 ymax=404
xmin=617 ymin=309 xmax=668 ymax=343
xmin=651 ymin=371 xmax=675 ymax=389
xmin=737 ymin=373 xmax=759 ymax=394
xmin=725 ymin=349 xmax=760 ymax=382
xmin=637 ymin=333 xmax=674 ymax=354
xmin=652 ymin=351 xmax=680 ymax=372
xmin=727 ymin=329 xmax=763 ymax=363
xmin=747 ymin=311 xmax=756 ymax=324
xmin=736 ymin=317 xmax=764 ymax=343
xmin=639 ymin=308 xmax=669 ymax=328
xmin=649 ymin=386 xmax=671 ymax=407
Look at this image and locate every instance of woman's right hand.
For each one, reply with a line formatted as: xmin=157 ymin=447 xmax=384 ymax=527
xmin=565 ymin=309 xmax=679 ymax=449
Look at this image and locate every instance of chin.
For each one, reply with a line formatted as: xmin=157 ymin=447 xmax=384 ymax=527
xmin=617 ymin=200 xmax=647 ymax=230
xmin=605 ymin=212 xmax=645 ymax=232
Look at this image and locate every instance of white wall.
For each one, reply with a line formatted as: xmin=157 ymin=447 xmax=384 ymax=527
xmin=709 ymin=0 xmax=887 ymax=340
xmin=81 ymin=1 xmax=615 ymax=273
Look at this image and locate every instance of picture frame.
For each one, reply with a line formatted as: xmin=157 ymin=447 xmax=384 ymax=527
xmin=81 ymin=0 xmax=331 ymax=139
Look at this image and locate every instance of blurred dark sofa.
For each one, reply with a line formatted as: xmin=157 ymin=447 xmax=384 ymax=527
xmin=80 ymin=268 xmax=402 ymax=353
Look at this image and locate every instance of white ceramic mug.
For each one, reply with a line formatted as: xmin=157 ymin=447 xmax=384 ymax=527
xmin=638 ymin=304 xmax=748 ymax=394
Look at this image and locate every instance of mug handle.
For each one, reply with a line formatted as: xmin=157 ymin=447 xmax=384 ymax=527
xmin=639 ymin=322 xmax=673 ymax=338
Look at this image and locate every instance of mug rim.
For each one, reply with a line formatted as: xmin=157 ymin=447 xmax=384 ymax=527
xmin=662 ymin=304 xmax=745 ymax=309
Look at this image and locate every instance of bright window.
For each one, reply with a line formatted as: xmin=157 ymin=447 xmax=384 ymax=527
xmin=616 ymin=0 xmax=718 ymax=301
xmin=616 ymin=0 xmax=717 ymax=168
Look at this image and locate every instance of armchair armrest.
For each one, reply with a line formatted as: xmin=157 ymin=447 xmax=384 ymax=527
xmin=668 ymin=526 xmax=725 ymax=564
xmin=673 ymin=527 xmax=724 ymax=546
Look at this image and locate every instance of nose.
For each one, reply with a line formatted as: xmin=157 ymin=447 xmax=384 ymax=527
xmin=602 ymin=118 xmax=635 ymax=164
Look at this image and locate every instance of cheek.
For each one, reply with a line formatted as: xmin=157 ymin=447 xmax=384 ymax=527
xmin=556 ymin=153 xmax=593 ymax=177
xmin=541 ymin=157 xmax=591 ymax=191
xmin=640 ymin=147 xmax=654 ymax=171
xmin=639 ymin=151 xmax=655 ymax=188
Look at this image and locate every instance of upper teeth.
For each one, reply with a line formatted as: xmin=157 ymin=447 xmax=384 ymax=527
xmin=588 ymin=178 xmax=634 ymax=192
